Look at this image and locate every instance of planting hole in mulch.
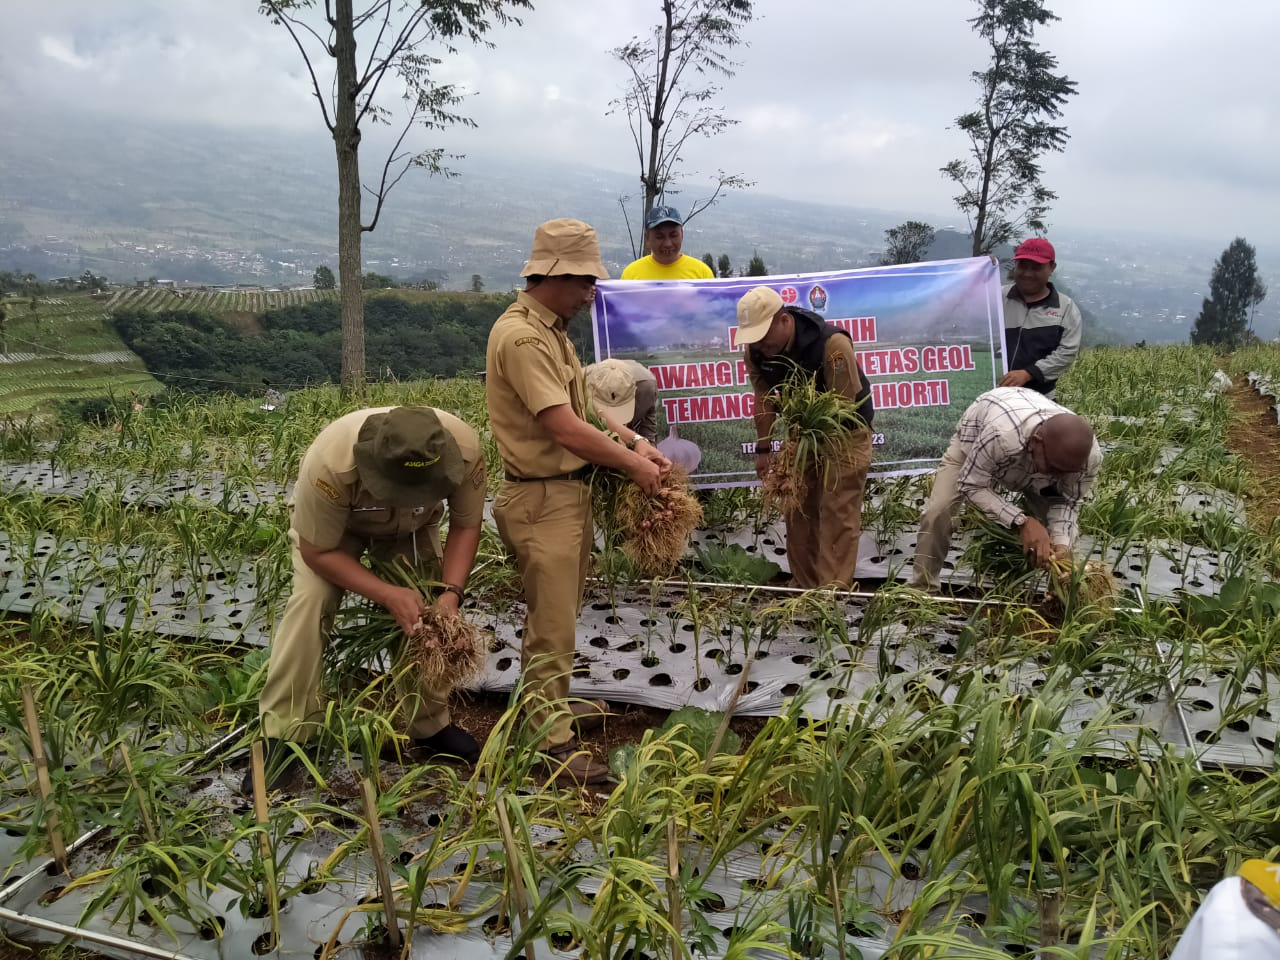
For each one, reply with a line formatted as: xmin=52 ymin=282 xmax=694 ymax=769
xmin=251 ymin=932 xmax=277 ymax=955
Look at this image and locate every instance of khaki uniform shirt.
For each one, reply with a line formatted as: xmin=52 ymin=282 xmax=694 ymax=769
xmin=291 ymin=406 xmax=486 ymax=550
xmin=486 ymin=291 xmax=588 ymax=478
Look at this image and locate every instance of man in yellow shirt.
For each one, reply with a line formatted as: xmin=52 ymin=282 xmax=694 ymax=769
xmin=487 ymin=218 xmax=671 ymax=785
xmin=620 ymin=206 xmax=715 ymax=280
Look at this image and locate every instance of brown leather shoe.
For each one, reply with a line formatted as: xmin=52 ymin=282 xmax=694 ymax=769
xmin=542 ymin=738 xmax=612 ymax=786
xmin=568 ymin=699 xmax=612 ymax=733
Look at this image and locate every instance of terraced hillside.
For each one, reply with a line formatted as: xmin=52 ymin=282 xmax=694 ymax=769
xmin=0 ymin=288 xmax=338 ymax=415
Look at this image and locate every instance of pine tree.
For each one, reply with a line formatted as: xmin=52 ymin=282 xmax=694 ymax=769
xmin=702 ymin=252 xmax=715 ymax=273
xmin=717 ymin=254 xmax=732 ymax=279
xmin=745 ymin=251 xmax=768 ymax=276
xmin=1190 ymin=237 xmax=1268 ymax=348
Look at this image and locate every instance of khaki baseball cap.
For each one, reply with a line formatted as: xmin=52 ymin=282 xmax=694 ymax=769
xmin=584 ymin=358 xmax=637 ymax=423
xmin=735 ymin=286 xmax=785 ymax=345
xmin=520 ymin=218 xmax=610 ymax=280
xmin=352 ymin=406 xmax=464 ymax=506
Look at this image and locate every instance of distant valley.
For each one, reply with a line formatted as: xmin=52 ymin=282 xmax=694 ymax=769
xmin=2 ymin=106 xmax=1276 ymax=345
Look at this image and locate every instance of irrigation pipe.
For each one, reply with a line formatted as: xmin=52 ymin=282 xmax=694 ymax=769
xmin=0 ymin=906 xmax=207 ymax=960
xmin=0 ymin=721 xmax=249 ymax=960
xmin=587 ymin=576 xmax=1015 ymax=607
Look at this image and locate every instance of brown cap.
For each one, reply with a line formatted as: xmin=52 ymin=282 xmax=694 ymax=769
xmin=584 ymin=358 xmax=637 ymax=423
xmin=520 ymin=218 xmax=610 ymax=279
xmin=352 ymin=407 xmax=464 ymax=506
xmin=735 ymin=286 xmax=785 ymax=345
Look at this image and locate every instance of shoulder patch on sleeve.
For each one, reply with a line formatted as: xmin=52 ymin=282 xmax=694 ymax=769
xmin=514 ymin=336 xmax=542 ymax=347
xmin=313 ymin=477 xmax=341 ymax=502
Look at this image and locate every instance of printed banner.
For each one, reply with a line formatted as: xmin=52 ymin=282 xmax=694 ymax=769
xmin=591 ymin=257 xmax=1004 ymax=487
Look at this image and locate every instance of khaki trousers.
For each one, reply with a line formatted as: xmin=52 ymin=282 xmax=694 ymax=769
xmin=493 ymin=478 xmax=593 ymax=748
xmin=259 ymin=527 xmax=451 ymax=742
xmin=786 ymin=427 xmax=874 ymax=589
xmin=911 ymin=439 xmax=1052 ymax=590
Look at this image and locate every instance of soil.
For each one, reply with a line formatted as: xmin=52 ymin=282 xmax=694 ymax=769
xmin=449 ymin=688 xmax=771 ymax=772
xmin=1224 ymin=380 xmax=1280 ymax=535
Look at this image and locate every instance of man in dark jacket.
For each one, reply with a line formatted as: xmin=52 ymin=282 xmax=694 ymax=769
xmin=999 ymin=238 xmax=1082 ymax=397
xmin=736 ymin=286 xmax=874 ymax=589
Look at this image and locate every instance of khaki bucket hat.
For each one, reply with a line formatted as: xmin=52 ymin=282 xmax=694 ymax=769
xmin=520 ymin=218 xmax=610 ymax=279
xmin=584 ymin=358 xmax=638 ymax=423
xmin=735 ymin=286 xmax=785 ymax=346
xmin=353 ymin=406 xmax=464 ymax=506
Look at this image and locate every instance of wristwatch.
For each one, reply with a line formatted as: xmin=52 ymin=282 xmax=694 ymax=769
xmin=440 ymin=583 xmax=466 ymax=603
xmin=624 ymin=432 xmax=644 ymax=449
xmin=1011 ymin=512 xmax=1028 ymax=530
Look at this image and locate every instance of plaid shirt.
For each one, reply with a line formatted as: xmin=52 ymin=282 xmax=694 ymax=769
xmin=953 ymin=388 xmax=1101 ymax=545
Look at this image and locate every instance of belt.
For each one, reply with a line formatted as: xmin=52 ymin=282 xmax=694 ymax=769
xmin=504 ymin=468 xmax=588 ymax=483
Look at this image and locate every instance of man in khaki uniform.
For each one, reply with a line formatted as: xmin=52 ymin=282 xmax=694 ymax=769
xmin=487 ymin=218 xmax=670 ymax=785
xmin=251 ymin=405 xmax=487 ymax=791
xmin=737 ymin=286 xmax=875 ymax=589
xmin=583 ymin=357 xmax=659 ymax=443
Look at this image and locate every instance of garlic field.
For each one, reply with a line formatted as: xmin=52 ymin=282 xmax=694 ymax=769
xmin=1 ymin=344 xmax=1278 ymax=960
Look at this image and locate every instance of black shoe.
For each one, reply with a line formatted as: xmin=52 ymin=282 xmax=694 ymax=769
xmin=411 ymin=724 xmax=481 ymax=764
xmin=239 ymin=739 xmax=305 ymax=797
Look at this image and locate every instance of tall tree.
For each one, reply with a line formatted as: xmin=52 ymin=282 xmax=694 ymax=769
xmin=879 ymin=221 xmax=936 ymax=266
xmin=470 ymin=274 xmax=484 ymax=293
xmin=701 ymin=252 xmax=715 ymax=273
xmin=611 ymin=0 xmax=754 ymax=258
xmin=716 ymin=254 xmax=732 ymax=279
xmin=745 ymin=251 xmax=767 ymax=276
xmin=260 ymin=0 xmax=530 ymax=390
xmin=941 ymin=0 xmax=1077 ymax=256
xmin=313 ymin=265 xmax=336 ymax=290
xmin=1190 ymin=237 xmax=1268 ymax=348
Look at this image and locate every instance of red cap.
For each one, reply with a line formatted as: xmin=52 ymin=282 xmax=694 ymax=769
xmin=1013 ymin=238 xmax=1055 ymax=263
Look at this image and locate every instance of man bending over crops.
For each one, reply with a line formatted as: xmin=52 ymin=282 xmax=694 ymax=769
xmin=250 ymin=406 xmax=486 ymax=793
xmin=584 ymin=358 xmax=659 ymax=443
xmin=909 ymin=387 xmax=1101 ymax=591
xmin=486 ymin=218 xmax=671 ymax=786
xmin=736 ymin=285 xmax=875 ymax=589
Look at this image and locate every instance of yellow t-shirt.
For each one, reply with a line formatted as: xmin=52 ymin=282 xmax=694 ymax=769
xmin=620 ymin=254 xmax=715 ymax=281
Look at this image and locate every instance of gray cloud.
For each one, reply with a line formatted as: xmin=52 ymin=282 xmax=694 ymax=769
xmin=6 ymin=0 xmax=1279 ymax=247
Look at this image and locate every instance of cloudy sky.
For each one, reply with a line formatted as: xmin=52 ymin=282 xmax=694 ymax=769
xmin=7 ymin=0 xmax=1279 ymax=247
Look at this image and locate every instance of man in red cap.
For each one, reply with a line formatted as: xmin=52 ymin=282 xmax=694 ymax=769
xmin=999 ymin=237 xmax=1082 ymax=398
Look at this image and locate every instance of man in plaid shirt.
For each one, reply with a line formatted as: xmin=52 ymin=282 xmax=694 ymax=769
xmin=910 ymin=387 xmax=1102 ymax=590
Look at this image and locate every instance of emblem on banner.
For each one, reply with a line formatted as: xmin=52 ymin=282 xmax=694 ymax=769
xmin=779 ymin=286 xmax=798 ymax=305
xmin=808 ymin=284 xmax=828 ymax=312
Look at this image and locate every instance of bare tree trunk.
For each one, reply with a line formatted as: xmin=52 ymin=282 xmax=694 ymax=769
xmin=334 ymin=0 xmax=365 ymax=393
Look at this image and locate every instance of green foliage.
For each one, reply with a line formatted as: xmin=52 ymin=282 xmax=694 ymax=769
xmin=701 ymin=251 xmax=715 ymax=272
xmin=112 ymin=291 xmax=513 ymax=393
xmin=717 ymin=253 xmax=732 ymax=278
xmin=312 ymin=265 xmax=336 ymax=290
xmin=745 ymin=250 xmax=768 ymax=276
xmin=693 ymin=542 xmax=781 ymax=584
xmin=1190 ymin=237 xmax=1268 ymax=348
xmin=941 ymin=0 xmax=1078 ymax=254
xmin=1183 ymin=575 xmax=1280 ymax=631
xmin=470 ymin=273 xmax=484 ymax=292
xmin=879 ymin=220 xmax=936 ymax=265
xmin=609 ymin=706 xmax=741 ymax=775
xmin=360 ymin=271 xmax=396 ymax=289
